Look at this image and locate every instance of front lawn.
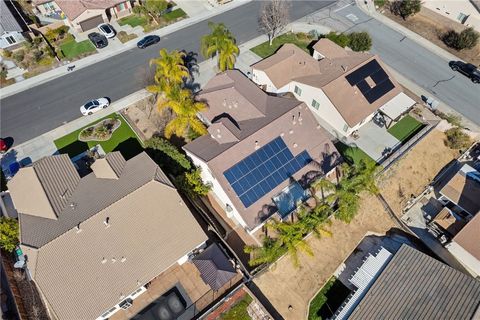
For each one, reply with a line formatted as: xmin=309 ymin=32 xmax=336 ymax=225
xmin=118 ymin=15 xmax=148 ymax=28
xmin=334 ymin=142 xmax=375 ymax=166
xmin=54 ymin=113 xmax=143 ymax=160
xmin=60 ymin=39 xmax=96 ymax=59
xmin=308 ymin=277 xmax=351 ymax=320
xmin=387 ymin=115 xmax=424 ymax=142
xmin=163 ymin=8 xmax=187 ymax=22
xmin=221 ymin=294 xmax=253 ymax=320
xmin=251 ymin=32 xmax=315 ymax=58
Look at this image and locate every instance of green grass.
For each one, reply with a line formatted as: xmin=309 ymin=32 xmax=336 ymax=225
xmin=335 ymin=141 xmax=375 ymax=166
xmin=251 ymin=32 xmax=314 ymax=58
xmin=221 ymin=294 xmax=253 ymax=320
xmin=163 ymin=8 xmax=187 ymax=22
xmin=54 ymin=113 xmax=143 ymax=160
xmin=387 ymin=115 xmax=424 ymax=142
xmin=60 ymin=39 xmax=96 ymax=59
xmin=308 ymin=277 xmax=351 ymax=320
xmin=118 ymin=15 xmax=148 ymax=28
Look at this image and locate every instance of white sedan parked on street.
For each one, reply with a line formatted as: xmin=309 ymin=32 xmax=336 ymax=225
xmin=80 ymin=98 xmax=110 ymax=115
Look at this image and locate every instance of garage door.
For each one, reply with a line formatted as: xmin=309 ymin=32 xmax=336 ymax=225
xmin=79 ymin=15 xmax=104 ymax=32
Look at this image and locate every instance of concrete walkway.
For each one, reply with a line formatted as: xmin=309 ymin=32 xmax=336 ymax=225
xmin=0 ymin=0 xmax=251 ymax=99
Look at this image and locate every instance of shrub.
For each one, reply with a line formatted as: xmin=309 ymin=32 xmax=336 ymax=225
xmin=13 ymin=50 xmax=25 ymax=62
xmin=33 ymin=37 xmax=43 ymax=46
xmin=177 ymin=168 xmax=211 ymax=197
xmin=117 ymin=31 xmax=138 ymax=44
xmin=0 ymin=63 xmax=7 ymax=79
xmin=32 ymin=50 xmax=43 ymax=62
xmin=79 ymin=127 xmax=93 ymax=139
xmin=2 ymin=49 xmax=12 ymax=58
xmin=445 ymin=127 xmax=471 ymax=149
xmin=348 ymin=32 xmax=372 ymax=51
xmin=390 ymin=0 xmax=421 ymax=19
xmin=296 ymin=32 xmax=310 ymax=40
xmin=442 ymin=28 xmax=479 ymax=50
xmin=0 ymin=217 xmax=19 ymax=252
xmin=325 ymin=32 xmax=350 ymax=48
xmin=145 ymin=137 xmax=191 ymax=170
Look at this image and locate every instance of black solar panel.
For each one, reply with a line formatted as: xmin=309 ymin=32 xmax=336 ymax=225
xmin=224 ymin=137 xmax=312 ymax=208
xmin=345 ymin=59 xmax=395 ymax=104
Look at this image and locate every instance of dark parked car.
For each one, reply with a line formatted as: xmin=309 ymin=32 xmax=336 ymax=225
xmin=449 ymin=61 xmax=480 ymax=83
xmin=88 ymin=32 xmax=108 ymax=48
xmin=137 ymin=35 xmax=161 ymax=49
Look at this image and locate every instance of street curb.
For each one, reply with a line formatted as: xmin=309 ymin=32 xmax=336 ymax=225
xmin=0 ymin=0 xmax=252 ymax=99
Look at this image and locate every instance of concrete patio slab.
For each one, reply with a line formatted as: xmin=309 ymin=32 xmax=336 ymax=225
xmin=346 ymin=121 xmax=400 ymax=162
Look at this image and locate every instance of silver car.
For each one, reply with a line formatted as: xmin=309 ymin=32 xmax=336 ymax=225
xmin=80 ymin=98 xmax=109 ymax=115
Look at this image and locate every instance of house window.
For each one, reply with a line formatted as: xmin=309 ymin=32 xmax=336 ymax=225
xmin=311 ymin=99 xmax=320 ymax=110
xmin=294 ymin=85 xmax=302 ymax=96
xmin=457 ymin=12 xmax=468 ymax=23
xmin=5 ymin=36 xmax=16 ymax=45
xmin=343 ymin=124 xmax=348 ymax=132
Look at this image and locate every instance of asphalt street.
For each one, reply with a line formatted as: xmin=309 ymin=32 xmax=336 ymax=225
xmin=0 ymin=1 xmax=334 ymax=145
xmin=329 ymin=5 xmax=480 ymax=125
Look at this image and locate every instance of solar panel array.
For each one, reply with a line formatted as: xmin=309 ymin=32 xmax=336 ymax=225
xmin=223 ymin=137 xmax=312 ymax=208
xmin=346 ymin=59 xmax=395 ymax=104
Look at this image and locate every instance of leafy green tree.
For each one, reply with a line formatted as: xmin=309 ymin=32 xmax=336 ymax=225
xmin=0 ymin=217 xmax=19 ymax=252
xmin=348 ymin=32 xmax=372 ymax=52
xmin=157 ymin=89 xmax=207 ymax=138
xmin=145 ymin=137 xmax=191 ymax=170
xmin=201 ymin=22 xmax=239 ymax=71
xmin=178 ymin=168 xmax=211 ymax=197
xmin=147 ymin=49 xmax=189 ymax=98
xmin=445 ymin=127 xmax=471 ymax=149
xmin=391 ymin=0 xmax=421 ymax=19
xmin=134 ymin=0 xmax=169 ymax=24
xmin=325 ymin=32 xmax=350 ymax=48
xmin=244 ymin=236 xmax=286 ymax=266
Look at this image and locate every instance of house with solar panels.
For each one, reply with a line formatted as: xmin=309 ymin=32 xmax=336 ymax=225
xmin=251 ymin=39 xmax=416 ymax=139
xmin=183 ymin=70 xmax=341 ymax=233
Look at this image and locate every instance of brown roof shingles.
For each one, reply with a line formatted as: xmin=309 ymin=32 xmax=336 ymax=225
xmin=453 ymin=212 xmax=480 ymax=260
xmin=184 ymin=70 xmax=340 ymax=229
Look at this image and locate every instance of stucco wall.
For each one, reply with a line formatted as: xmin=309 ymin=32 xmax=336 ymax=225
xmin=0 ymin=31 xmax=25 ymax=49
xmin=423 ymin=0 xmax=480 ymax=31
xmin=446 ymin=241 xmax=480 ymax=277
xmin=185 ymin=151 xmax=248 ymax=229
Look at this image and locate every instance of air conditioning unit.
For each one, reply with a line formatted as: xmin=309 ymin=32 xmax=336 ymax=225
xmin=119 ymin=298 xmax=133 ymax=310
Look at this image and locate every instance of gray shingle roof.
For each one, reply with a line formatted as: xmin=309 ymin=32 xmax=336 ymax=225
xmin=193 ymin=243 xmax=237 ymax=291
xmin=349 ymin=245 xmax=480 ymax=320
xmin=17 ymin=152 xmax=174 ymax=248
xmin=0 ymin=1 xmax=24 ymax=33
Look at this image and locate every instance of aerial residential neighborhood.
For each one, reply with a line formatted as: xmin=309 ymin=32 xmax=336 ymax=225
xmin=0 ymin=0 xmax=479 ymax=319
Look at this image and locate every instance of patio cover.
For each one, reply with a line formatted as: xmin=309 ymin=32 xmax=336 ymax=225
xmin=193 ymin=243 xmax=237 ymax=291
xmin=379 ymin=93 xmax=416 ymax=120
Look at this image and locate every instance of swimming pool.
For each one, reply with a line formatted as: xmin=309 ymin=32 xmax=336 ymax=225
xmin=272 ymin=182 xmax=311 ymax=218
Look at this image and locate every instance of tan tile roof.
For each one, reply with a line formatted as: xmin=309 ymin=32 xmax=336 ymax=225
xmin=312 ymin=38 xmax=349 ymax=59
xmin=13 ymin=152 xmax=173 ymax=248
xmin=13 ymin=152 xmax=208 ymax=320
xmin=52 ymin=0 xmax=126 ymax=20
xmin=439 ymin=164 xmax=480 ymax=216
xmin=252 ymin=41 xmax=404 ymax=127
xmin=184 ymin=70 xmax=340 ymax=229
xmin=453 ymin=212 xmax=480 ymax=261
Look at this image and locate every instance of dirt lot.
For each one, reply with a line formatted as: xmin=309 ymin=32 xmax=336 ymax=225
xmin=382 ymin=7 xmax=480 ymax=66
xmin=253 ymin=128 xmax=459 ymax=320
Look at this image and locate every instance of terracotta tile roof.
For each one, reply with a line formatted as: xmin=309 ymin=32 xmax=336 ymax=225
xmin=453 ymin=212 xmax=480 ymax=261
xmin=52 ymin=0 xmax=125 ymax=20
xmin=184 ymin=70 xmax=340 ymax=229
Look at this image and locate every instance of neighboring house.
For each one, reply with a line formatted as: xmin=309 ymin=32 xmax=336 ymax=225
xmin=33 ymin=0 xmax=133 ymax=32
xmin=428 ymin=163 xmax=480 ymax=276
xmin=0 ymin=0 xmax=27 ymax=49
xmin=7 ymin=152 xmax=209 ymax=320
xmin=251 ymin=39 xmax=416 ymax=139
xmin=183 ymin=70 xmax=340 ymax=233
xmin=333 ymin=245 xmax=480 ymax=320
xmin=423 ymin=0 xmax=480 ymax=31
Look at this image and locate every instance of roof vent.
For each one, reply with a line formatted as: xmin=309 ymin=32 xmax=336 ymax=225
xmin=121 ymin=256 xmax=127 ymax=263
xmin=111 ymin=257 xmax=117 ymax=263
xmin=69 ymin=202 xmax=77 ymax=210
xmin=75 ymin=223 xmax=82 ymax=233
xmin=341 ymin=65 xmax=348 ymax=72
xmin=255 ymin=141 xmax=260 ymax=150
xmin=293 ymin=143 xmax=298 ymax=148
xmin=280 ymin=132 xmax=285 ymax=137
xmin=101 ymin=257 xmax=107 ymax=264
xmin=104 ymin=217 xmax=110 ymax=228
xmin=222 ymin=99 xmax=227 ymax=107
xmin=233 ymin=101 xmax=238 ymax=108
xmin=289 ymin=129 xmax=294 ymax=134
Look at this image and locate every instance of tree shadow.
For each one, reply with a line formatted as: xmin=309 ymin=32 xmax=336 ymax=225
xmin=113 ymin=137 xmax=144 ymax=161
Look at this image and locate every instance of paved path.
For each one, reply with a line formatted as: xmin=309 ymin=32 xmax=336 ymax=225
xmin=302 ymin=3 xmax=480 ymax=126
xmin=0 ymin=1 xmax=335 ymax=146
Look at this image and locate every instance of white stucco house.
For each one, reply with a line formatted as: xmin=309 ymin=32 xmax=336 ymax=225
xmin=251 ymin=39 xmax=416 ymax=139
xmin=0 ymin=1 xmax=27 ymax=49
xmin=423 ymin=0 xmax=480 ymax=31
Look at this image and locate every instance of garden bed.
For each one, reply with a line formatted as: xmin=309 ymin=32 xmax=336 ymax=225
xmin=54 ymin=113 xmax=143 ymax=160
xmin=117 ymin=31 xmax=138 ymax=43
xmin=251 ymin=32 xmax=316 ymax=58
xmin=78 ymin=118 xmax=121 ymax=142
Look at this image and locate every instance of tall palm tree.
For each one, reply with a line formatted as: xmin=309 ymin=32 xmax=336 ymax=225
xmin=200 ymin=22 xmax=239 ymax=71
xmin=244 ymin=236 xmax=285 ymax=267
xmin=147 ymin=49 xmax=189 ymax=97
xmin=157 ymin=89 xmax=207 ymax=138
xmin=297 ymin=204 xmax=332 ymax=239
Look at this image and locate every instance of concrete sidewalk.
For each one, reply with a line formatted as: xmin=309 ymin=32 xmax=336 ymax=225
xmin=0 ymin=0 xmax=251 ymax=99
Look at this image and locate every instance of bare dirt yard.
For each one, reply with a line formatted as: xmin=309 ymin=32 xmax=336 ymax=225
xmin=253 ymin=128 xmax=460 ymax=320
xmin=382 ymin=7 xmax=480 ymax=66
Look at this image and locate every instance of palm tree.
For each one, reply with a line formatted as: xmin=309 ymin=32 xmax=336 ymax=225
xmin=200 ymin=22 xmax=239 ymax=71
xmin=244 ymin=236 xmax=286 ymax=266
xmin=157 ymin=89 xmax=207 ymax=138
xmin=267 ymin=219 xmax=313 ymax=268
xmin=297 ymin=204 xmax=332 ymax=239
xmin=147 ymin=49 xmax=189 ymax=97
